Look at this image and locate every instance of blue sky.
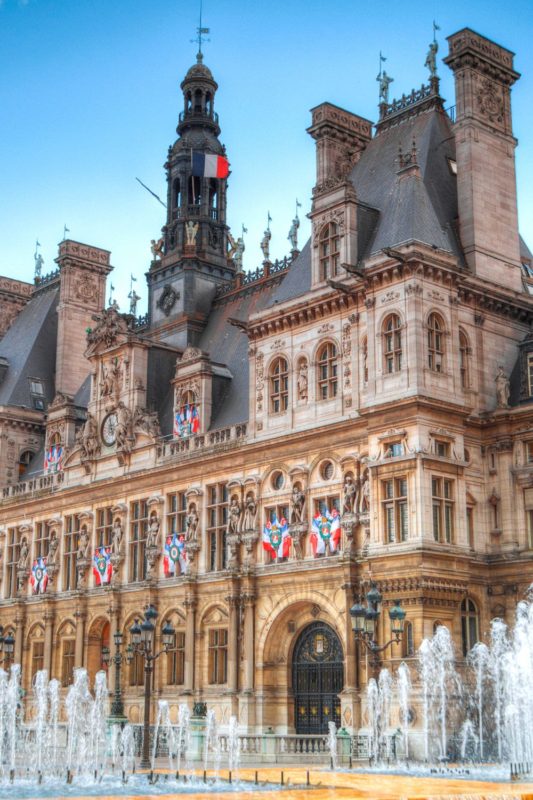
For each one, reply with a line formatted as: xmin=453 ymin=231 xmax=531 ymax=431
xmin=1 ymin=0 xmax=532 ymax=312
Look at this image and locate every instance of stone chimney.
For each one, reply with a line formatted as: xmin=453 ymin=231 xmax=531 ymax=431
xmin=444 ymin=28 xmax=522 ymax=291
xmin=307 ymin=103 xmax=372 ymax=190
xmin=55 ymin=240 xmax=112 ymax=396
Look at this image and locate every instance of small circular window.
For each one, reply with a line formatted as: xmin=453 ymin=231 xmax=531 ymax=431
xmin=272 ymin=470 xmax=285 ymax=490
xmin=321 ymin=460 xmax=334 ymax=480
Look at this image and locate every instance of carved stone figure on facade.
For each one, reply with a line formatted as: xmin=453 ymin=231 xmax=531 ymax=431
xmin=34 ymin=253 xmax=44 ymax=280
xmin=111 ymin=519 xmax=123 ymax=557
xmin=115 ymin=402 xmax=133 ymax=453
xmin=133 ymin=407 xmax=161 ymax=439
xmin=425 ymin=40 xmax=438 ymax=78
xmin=227 ymin=230 xmax=237 ymax=262
xmin=233 ymin=226 xmax=247 ymax=271
xmin=290 ymin=485 xmax=306 ymax=525
xmin=87 ymin=306 xmax=128 ymax=351
xmin=260 ymin=227 xmax=271 ymax=262
xmin=242 ymin=493 xmax=257 ymax=532
xmin=297 ymin=361 xmax=308 ymax=401
xmin=495 ymin=366 xmax=510 ymax=408
xmin=101 ymin=359 xmax=121 ymax=399
xmin=288 ymin=215 xmax=300 ymax=252
xmin=17 ymin=538 xmax=29 ymax=571
xmin=342 ymin=474 xmax=358 ymax=515
xmin=186 ymin=502 xmax=199 ymax=543
xmin=77 ymin=526 xmax=91 ymax=562
xmin=146 ymin=513 xmax=160 ymax=550
xmin=185 ymin=221 xmax=199 ymax=247
xmin=358 ymin=470 xmax=370 ymax=515
xmin=77 ymin=412 xmax=99 ymax=461
xmin=128 ymin=289 xmax=141 ymax=316
xmin=227 ymin=496 xmax=242 ymax=535
xmin=377 ymin=70 xmax=393 ymax=104
xmin=150 ymin=237 xmax=164 ymax=260
xmin=47 ymin=532 xmax=59 ymax=566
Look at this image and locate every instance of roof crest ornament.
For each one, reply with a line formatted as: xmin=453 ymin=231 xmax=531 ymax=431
xmin=191 ymin=0 xmax=210 ymax=62
xmin=377 ymin=51 xmax=393 ymax=106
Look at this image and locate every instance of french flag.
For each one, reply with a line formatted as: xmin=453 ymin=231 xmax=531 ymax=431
xmin=191 ymin=151 xmax=230 ymax=179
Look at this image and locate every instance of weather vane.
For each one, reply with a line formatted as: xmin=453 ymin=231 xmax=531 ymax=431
xmin=191 ymin=0 xmax=210 ymax=59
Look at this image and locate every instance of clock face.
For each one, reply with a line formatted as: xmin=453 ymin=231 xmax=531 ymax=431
xmin=102 ymin=413 xmax=118 ymax=446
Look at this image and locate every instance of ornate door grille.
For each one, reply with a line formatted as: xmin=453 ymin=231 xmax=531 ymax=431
xmin=292 ymin=621 xmax=343 ymax=734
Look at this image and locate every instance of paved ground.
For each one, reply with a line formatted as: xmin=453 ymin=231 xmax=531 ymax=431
xmin=26 ymin=766 xmax=533 ymax=800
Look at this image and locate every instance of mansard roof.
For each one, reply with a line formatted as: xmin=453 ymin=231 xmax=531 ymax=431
xmin=0 ymin=285 xmax=58 ymax=410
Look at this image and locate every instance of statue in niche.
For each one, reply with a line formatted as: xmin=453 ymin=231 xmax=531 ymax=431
xmin=115 ymin=402 xmax=133 ymax=452
xmin=242 ymin=493 xmax=257 ymax=532
xmin=47 ymin=531 xmax=59 ymax=566
xmin=290 ymin=484 xmax=306 ymax=524
xmin=342 ymin=474 xmax=358 ymax=515
xmin=359 ymin=470 xmax=370 ymax=514
xmin=227 ymin=230 xmax=237 ymax=261
xmin=495 ymin=366 xmax=510 ymax=408
xmin=77 ymin=527 xmax=90 ymax=561
xmin=297 ymin=361 xmax=308 ymax=401
xmin=227 ymin=496 xmax=242 ymax=535
xmin=101 ymin=360 xmax=121 ymax=399
xmin=185 ymin=221 xmax=199 ymax=247
xmin=111 ymin=519 xmax=123 ymax=557
xmin=17 ymin=538 xmax=29 ymax=570
xmin=146 ymin=513 xmax=160 ymax=549
xmin=77 ymin=412 xmax=99 ymax=460
xmin=186 ymin=502 xmax=199 ymax=542
xmin=233 ymin=235 xmax=245 ymax=272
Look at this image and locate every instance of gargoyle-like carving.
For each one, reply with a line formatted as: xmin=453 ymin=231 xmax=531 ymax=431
xmin=86 ymin=306 xmax=129 ymax=351
xmin=115 ymin=402 xmax=134 ymax=453
xmin=76 ymin=412 xmax=100 ymax=461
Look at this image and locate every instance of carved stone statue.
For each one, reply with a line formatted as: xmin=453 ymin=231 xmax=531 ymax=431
xmin=260 ymin=228 xmax=271 ymax=261
xmin=111 ymin=519 xmax=123 ymax=557
xmin=359 ymin=470 xmax=370 ymax=514
xmin=342 ymin=474 xmax=358 ymax=515
xmin=150 ymin=238 xmax=164 ymax=260
xmin=185 ymin=221 xmax=199 ymax=247
xmin=47 ymin=532 xmax=59 ymax=566
xmin=146 ymin=513 xmax=160 ymax=549
xmin=128 ymin=289 xmax=141 ymax=316
xmin=186 ymin=502 xmax=199 ymax=543
xmin=377 ymin=70 xmax=394 ymax=104
xmin=77 ymin=527 xmax=90 ymax=561
xmin=233 ymin=237 xmax=245 ymax=271
xmin=34 ymin=253 xmax=44 ymax=279
xmin=297 ymin=361 xmax=308 ymax=401
xmin=227 ymin=496 xmax=242 ymax=535
xmin=495 ymin=366 xmax=510 ymax=408
xmin=87 ymin=307 xmax=128 ymax=350
xmin=17 ymin=538 xmax=29 ymax=570
xmin=101 ymin=360 xmax=121 ymax=399
xmin=227 ymin=230 xmax=237 ymax=261
xmin=242 ymin=493 xmax=257 ymax=532
xmin=288 ymin=215 xmax=300 ymax=251
xmin=115 ymin=402 xmax=133 ymax=453
xmin=77 ymin=412 xmax=99 ymax=460
xmin=425 ymin=40 xmax=438 ymax=78
xmin=290 ymin=485 xmax=306 ymax=524
xmin=133 ymin=407 xmax=161 ymax=439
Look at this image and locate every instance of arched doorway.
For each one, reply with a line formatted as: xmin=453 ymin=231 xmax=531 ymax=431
xmin=292 ymin=621 xmax=343 ymax=734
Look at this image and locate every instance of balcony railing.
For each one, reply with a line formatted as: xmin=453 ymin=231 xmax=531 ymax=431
xmin=2 ymin=470 xmax=64 ymax=501
xmin=157 ymin=423 xmax=247 ymax=461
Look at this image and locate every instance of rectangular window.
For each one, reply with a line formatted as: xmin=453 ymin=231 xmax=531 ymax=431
xmin=208 ymin=628 xmax=228 ymax=684
xmin=264 ymin=504 xmax=290 ymax=562
xmin=382 ymin=478 xmax=408 ymax=543
xmin=432 ymin=477 xmax=454 ymax=543
xmin=466 ymin=506 xmax=475 ymax=549
xmin=206 ymin=483 xmax=228 ymax=572
xmin=386 ymin=441 xmax=404 ymax=457
xmin=34 ymin=521 xmax=50 ymax=559
xmin=166 ymin=630 xmax=186 ymax=685
xmin=32 ymin=640 xmax=45 ymax=680
xmin=61 ymin=639 xmax=75 ymax=687
xmin=167 ymin=491 xmax=187 ymax=536
xmin=435 ymin=440 xmax=450 ymax=458
xmin=129 ymin=650 xmax=145 ymax=687
xmin=95 ymin=508 xmax=113 ymax=548
xmin=527 ymin=509 xmax=533 ymax=550
xmin=6 ymin=527 xmax=21 ymax=599
xmin=63 ymin=516 xmax=80 ymax=591
xmin=129 ymin=500 xmax=148 ymax=582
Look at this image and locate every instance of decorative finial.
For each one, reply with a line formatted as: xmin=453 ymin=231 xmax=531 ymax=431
xmin=425 ymin=21 xmax=440 ymax=79
xmin=62 ymin=224 xmax=70 ymax=242
xmin=191 ymin=0 xmax=210 ymax=60
xmin=34 ymin=239 xmax=44 ymax=280
xmin=261 ymin=213 xmax=272 ymax=262
xmin=377 ymin=52 xmax=393 ymax=104
xmin=288 ymin=200 xmax=302 ymax=253
xmin=233 ymin=225 xmax=247 ymax=272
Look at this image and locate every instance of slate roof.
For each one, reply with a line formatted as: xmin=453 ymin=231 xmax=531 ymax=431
xmin=0 ymin=286 xmax=58 ymax=410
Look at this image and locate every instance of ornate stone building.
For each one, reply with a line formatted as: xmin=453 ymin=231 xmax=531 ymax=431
xmin=0 ymin=28 xmax=532 ymax=740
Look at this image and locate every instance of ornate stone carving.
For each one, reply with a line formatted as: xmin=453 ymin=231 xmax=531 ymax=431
xmin=297 ymin=359 xmax=308 ymax=401
xmin=115 ymin=402 xmax=134 ymax=454
xmin=74 ymin=274 xmax=98 ymax=303
xmin=100 ymin=358 xmax=122 ymax=399
xmin=242 ymin=492 xmax=257 ymax=532
xmin=132 ymin=407 xmax=161 ymax=439
xmin=157 ymin=285 xmax=179 ymax=316
xmin=256 ymin=353 xmax=264 ymax=412
xmin=180 ymin=347 xmax=203 ymax=364
xmin=359 ymin=469 xmax=370 ymax=514
xmin=175 ymin=380 xmax=200 ymax=406
xmin=185 ymin=221 xmax=199 ymax=246
xmin=495 ymin=366 xmax=510 ymax=408
xmin=477 ymin=77 xmax=504 ymax=125
xmin=87 ymin=306 xmax=129 ymax=351
xmin=227 ymin=496 xmax=242 ymax=535
xmin=48 ymin=392 xmax=72 ymax=410
xmin=185 ymin=502 xmax=199 ymax=543
xmin=76 ymin=412 xmax=100 ymax=463
xmin=290 ymin=484 xmax=306 ymax=525
xmin=342 ymin=473 xmax=358 ymax=515
xmin=145 ymin=512 xmax=160 ymax=579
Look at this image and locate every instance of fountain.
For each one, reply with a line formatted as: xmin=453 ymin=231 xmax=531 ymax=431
xmin=327 ymin=721 xmax=338 ymax=770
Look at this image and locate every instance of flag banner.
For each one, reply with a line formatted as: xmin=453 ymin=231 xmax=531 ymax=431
xmin=30 ymin=557 xmax=48 ymax=595
xmin=164 ymin=533 xmax=187 ymax=576
xmin=262 ymin=515 xmax=291 ymax=559
xmin=174 ymin=404 xmax=200 ymax=438
xmin=310 ymin=508 xmax=341 ymax=556
xmin=93 ymin=547 xmax=113 ymax=586
xmin=44 ymin=444 xmax=63 ymax=473
xmin=191 ymin=151 xmax=230 ymax=179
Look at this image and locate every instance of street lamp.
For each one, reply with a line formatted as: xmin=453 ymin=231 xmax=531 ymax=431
xmin=102 ymin=628 xmax=127 ymax=722
xmin=129 ymin=606 xmax=175 ymax=769
xmin=350 ymin=583 xmax=406 ymax=675
xmin=0 ymin=626 xmax=15 ymax=669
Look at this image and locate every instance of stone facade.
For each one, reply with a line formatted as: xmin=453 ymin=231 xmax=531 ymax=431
xmin=0 ymin=276 xmax=32 ymax=339
xmin=0 ymin=28 xmax=532 ymax=743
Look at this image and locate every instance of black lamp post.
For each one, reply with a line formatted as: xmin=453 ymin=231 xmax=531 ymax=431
xmin=350 ymin=583 xmax=406 ymax=676
xmin=129 ymin=606 xmax=175 ymax=769
xmin=0 ymin=626 xmax=15 ymax=669
xmin=102 ymin=628 xmax=127 ymax=721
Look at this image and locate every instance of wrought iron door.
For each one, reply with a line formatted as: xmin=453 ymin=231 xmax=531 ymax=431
xmin=292 ymin=621 xmax=343 ymax=734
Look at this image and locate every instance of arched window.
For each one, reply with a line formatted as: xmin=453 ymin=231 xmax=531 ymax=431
xmin=461 ymin=598 xmax=479 ymax=656
xmin=427 ymin=313 xmax=445 ymax=372
xmin=208 ymin=179 xmax=218 ymax=219
xmin=166 ymin=629 xmax=186 ymax=685
xmin=173 ymin=178 xmax=181 ymax=209
xmin=206 ymin=92 xmax=212 ymax=116
xmin=18 ymin=450 xmax=34 ymax=479
xmin=186 ymin=91 xmax=192 ymax=113
xmin=319 ymin=223 xmax=340 ymax=281
xmin=383 ymin=314 xmax=402 ymax=373
xmin=317 ymin=342 xmax=338 ymax=400
xmin=269 ymin=357 xmax=289 ymax=414
xmin=403 ymin=621 xmax=414 ymax=657
xmin=193 ymin=88 xmax=203 ymax=113
xmin=459 ymin=329 xmax=470 ymax=389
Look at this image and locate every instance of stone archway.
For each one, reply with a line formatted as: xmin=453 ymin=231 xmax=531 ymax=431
xmin=292 ymin=621 xmax=343 ymax=734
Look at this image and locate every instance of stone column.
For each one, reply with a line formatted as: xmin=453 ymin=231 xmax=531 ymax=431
xmin=242 ymin=593 xmax=255 ymax=693
xmin=226 ymin=593 xmax=240 ymax=695
xmin=108 ymin=598 xmax=120 ymax=694
xmin=339 ymin=579 xmax=361 ymax=732
xmin=183 ymin=595 xmax=196 ymax=695
xmin=43 ymin=607 xmax=55 ymax=676
xmin=14 ymin=605 xmax=25 ymax=670
xmin=74 ymin=607 xmax=86 ymax=668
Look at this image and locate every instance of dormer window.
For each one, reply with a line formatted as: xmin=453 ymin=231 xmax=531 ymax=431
xmin=29 ymin=378 xmax=45 ymax=410
xmin=319 ymin=223 xmax=340 ymax=281
xmin=434 ymin=440 xmax=450 ymax=458
xmin=386 ymin=441 xmax=404 ymax=457
xmin=174 ymin=390 xmax=200 ymax=439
